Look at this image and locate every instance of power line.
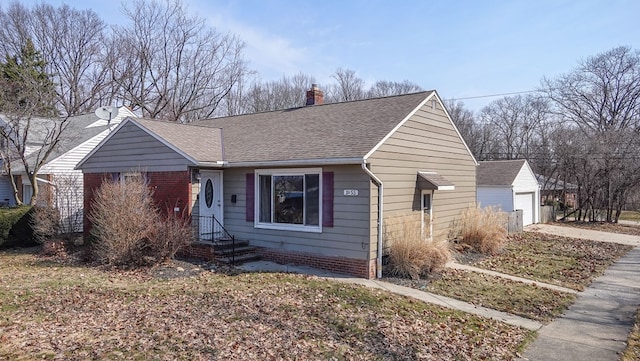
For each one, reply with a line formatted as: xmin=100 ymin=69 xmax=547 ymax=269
xmin=445 ymin=90 xmax=542 ymax=101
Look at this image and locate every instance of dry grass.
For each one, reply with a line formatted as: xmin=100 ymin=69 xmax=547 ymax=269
xmin=451 ymin=206 xmax=507 ymax=255
xmin=474 ymin=232 xmax=632 ymax=291
xmin=385 ymin=214 xmax=451 ymax=279
xmin=621 ymin=307 xmax=640 ymax=361
xmin=0 ymin=249 xmax=533 ymax=360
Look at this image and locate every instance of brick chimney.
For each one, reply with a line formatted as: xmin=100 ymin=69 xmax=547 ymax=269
xmin=306 ymin=84 xmax=324 ymax=106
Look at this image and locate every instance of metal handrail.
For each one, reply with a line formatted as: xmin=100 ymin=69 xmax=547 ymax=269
xmin=194 ymin=215 xmax=236 ymax=264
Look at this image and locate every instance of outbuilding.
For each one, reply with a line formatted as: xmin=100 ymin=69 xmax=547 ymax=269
xmin=477 ymin=159 xmax=540 ymax=225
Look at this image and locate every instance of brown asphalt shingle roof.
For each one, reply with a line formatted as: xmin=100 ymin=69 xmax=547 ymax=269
xmin=183 ymin=91 xmax=434 ymax=163
xmin=477 ymin=160 xmax=527 ymax=186
xmin=134 ymin=118 xmax=223 ymax=163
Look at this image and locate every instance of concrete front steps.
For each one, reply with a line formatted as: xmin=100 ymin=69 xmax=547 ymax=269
xmin=213 ymin=239 xmax=261 ymax=265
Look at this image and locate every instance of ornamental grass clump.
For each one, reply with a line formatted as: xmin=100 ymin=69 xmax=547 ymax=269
xmin=452 ymin=205 xmax=506 ymax=255
xmin=385 ymin=214 xmax=451 ymax=279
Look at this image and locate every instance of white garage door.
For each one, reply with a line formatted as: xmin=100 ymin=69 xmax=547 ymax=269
xmin=515 ymin=192 xmax=535 ymax=226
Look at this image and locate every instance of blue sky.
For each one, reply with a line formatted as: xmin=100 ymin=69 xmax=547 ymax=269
xmin=6 ymin=0 xmax=640 ymax=111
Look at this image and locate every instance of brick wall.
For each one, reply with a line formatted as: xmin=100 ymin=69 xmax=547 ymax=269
xmin=257 ymin=247 xmax=376 ymax=279
xmin=147 ymin=171 xmax=191 ymax=218
xmin=83 ymin=171 xmax=192 ymax=238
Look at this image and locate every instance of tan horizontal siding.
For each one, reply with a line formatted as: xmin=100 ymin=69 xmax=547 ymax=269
xmin=369 ymin=99 xmax=476 ymax=242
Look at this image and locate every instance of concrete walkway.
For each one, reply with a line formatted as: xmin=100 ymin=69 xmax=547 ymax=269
xmin=526 ymin=223 xmax=640 ymax=246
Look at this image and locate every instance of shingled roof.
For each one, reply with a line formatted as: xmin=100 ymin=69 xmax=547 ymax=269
xmin=188 ymin=91 xmax=435 ymax=164
xmin=134 ymin=119 xmax=223 ymax=163
xmin=477 ymin=160 xmax=527 ymax=186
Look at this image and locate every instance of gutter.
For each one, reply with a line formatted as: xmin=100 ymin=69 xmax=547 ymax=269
xmin=197 ymin=157 xmax=363 ymax=168
xmin=361 ymin=160 xmax=384 ymax=279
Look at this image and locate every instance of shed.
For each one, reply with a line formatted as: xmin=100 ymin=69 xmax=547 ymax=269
xmin=477 ymin=159 xmax=540 ymax=225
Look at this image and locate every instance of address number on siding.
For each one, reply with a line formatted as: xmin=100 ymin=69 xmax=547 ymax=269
xmin=343 ymin=189 xmax=359 ymax=196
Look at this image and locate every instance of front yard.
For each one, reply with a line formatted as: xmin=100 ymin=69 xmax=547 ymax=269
xmin=0 ymin=249 xmax=530 ymax=360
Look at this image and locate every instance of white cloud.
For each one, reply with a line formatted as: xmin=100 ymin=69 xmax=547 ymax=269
xmin=204 ymin=13 xmax=310 ymax=80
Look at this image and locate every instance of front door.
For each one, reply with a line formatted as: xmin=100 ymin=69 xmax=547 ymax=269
xmin=199 ymin=171 xmax=223 ymax=241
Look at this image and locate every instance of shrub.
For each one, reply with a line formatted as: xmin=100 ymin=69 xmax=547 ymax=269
xmin=451 ymin=205 xmax=506 ymax=255
xmin=89 ymin=176 xmax=158 ymax=266
xmin=30 ymin=206 xmax=61 ymax=244
xmin=147 ymin=211 xmax=193 ymax=262
xmin=0 ymin=206 xmax=36 ymax=248
xmin=89 ymin=176 xmax=193 ymax=267
xmin=385 ymin=214 xmax=451 ymax=279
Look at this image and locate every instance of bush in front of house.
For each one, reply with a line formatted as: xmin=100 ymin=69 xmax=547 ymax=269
xmin=89 ymin=176 xmax=192 ymax=266
xmin=385 ymin=214 xmax=451 ymax=279
xmin=451 ymin=205 xmax=506 ymax=255
xmin=30 ymin=206 xmax=61 ymax=244
xmin=0 ymin=206 xmax=37 ymax=248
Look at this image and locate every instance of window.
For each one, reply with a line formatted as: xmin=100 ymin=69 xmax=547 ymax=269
xmin=421 ymin=190 xmax=433 ymax=240
xmin=256 ymin=169 xmax=321 ymax=231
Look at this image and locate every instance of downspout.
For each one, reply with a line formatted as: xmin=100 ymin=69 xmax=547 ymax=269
xmin=361 ymin=160 xmax=383 ymax=279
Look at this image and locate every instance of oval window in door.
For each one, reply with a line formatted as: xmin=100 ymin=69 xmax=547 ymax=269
xmin=205 ymin=179 xmax=213 ymax=208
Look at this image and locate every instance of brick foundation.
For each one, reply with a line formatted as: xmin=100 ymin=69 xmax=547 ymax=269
xmin=178 ymin=243 xmax=216 ymax=261
xmin=257 ymin=247 xmax=376 ymax=279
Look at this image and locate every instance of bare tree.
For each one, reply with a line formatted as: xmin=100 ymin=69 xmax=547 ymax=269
xmin=0 ymin=2 xmax=111 ymax=116
xmin=326 ymin=68 xmax=366 ymax=102
xmin=367 ymin=80 xmax=423 ymax=98
xmin=109 ymin=0 xmax=249 ymax=122
xmin=542 ymin=46 xmax=640 ymax=222
xmin=477 ymin=94 xmax=550 ymax=161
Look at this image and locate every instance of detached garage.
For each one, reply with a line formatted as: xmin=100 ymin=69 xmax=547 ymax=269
xmin=476 ymin=160 xmax=540 ymax=225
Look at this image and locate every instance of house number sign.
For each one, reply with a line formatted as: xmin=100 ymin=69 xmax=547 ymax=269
xmin=205 ymin=179 xmax=214 ymax=208
xmin=343 ymin=189 xmax=359 ymax=196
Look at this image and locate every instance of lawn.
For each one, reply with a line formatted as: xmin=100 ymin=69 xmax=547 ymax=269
xmin=620 ymin=210 xmax=640 ymax=222
xmin=472 ymin=232 xmax=632 ymax=291
xmin=0 ymin=248 xmax=533 ymax=360
xmin=386 ymin=268 xmax=575 ymax=323
xmin=621 ymin=307 xmax=640 ymax=361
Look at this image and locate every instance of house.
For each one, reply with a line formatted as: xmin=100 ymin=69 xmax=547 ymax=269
xmin=1 ymin=107 xmax=136 ymax=231
xmin=476 ymin=159 xmax=540 ymax=226
xmin=536 ymin=174 xmax=577 ymax=209
xmin=77 ymin=86 xmax=477 ymax=278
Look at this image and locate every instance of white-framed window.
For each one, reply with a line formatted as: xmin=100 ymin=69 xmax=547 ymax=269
xmin=255 ymin=168 xmax=322 ymax=232
xmin=421 ymin=190 xmax=433 ymax=240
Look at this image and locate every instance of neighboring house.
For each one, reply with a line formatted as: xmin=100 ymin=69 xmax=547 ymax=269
xmin=477 ymin=159 xmax=540 ymax=226
xmin=77 ymin=86 xmax=477 ymax=278
xmin=536 ymin=174 xmax=577 ymax=208
xmin=2 ymin=107 xmax=136 ymax=231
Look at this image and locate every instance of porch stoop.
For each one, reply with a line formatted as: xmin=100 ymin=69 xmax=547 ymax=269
xmin=213 ymin=239 xmax=261 ymax=265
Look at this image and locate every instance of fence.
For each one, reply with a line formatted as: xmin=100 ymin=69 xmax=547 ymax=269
xmin=505 ymin=209 xmax=523 ymax=234
xmin=539 ymin=205 xmax=556 ymax=224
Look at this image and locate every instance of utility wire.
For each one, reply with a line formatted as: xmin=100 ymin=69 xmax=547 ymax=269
xmin=445 ymin=90 xmax=542 ymax=101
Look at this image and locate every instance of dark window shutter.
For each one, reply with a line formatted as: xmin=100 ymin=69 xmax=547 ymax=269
xmin=322 ymin=172 xmax=334 ymax=227
xmin=246 ymin=173 xmax=254 ymax=222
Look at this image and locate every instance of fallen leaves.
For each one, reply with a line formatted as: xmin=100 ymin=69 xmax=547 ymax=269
xmin=0 ymin=251 xmax=532 ymax=360
xmin=473 ymin=232 xmax=632 ymax=290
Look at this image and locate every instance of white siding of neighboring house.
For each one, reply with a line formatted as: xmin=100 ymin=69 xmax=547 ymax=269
xmin=35 ymin=109 xmax=134 ymax=232
xmin=477 ymin=186 xmax=513 ymax=212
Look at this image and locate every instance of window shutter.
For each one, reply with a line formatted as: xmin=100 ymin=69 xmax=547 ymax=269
xmin=245 ymin=173 xmax=254 ymax=222
xmin=322 ymin=172 xmax=334 ymax=227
